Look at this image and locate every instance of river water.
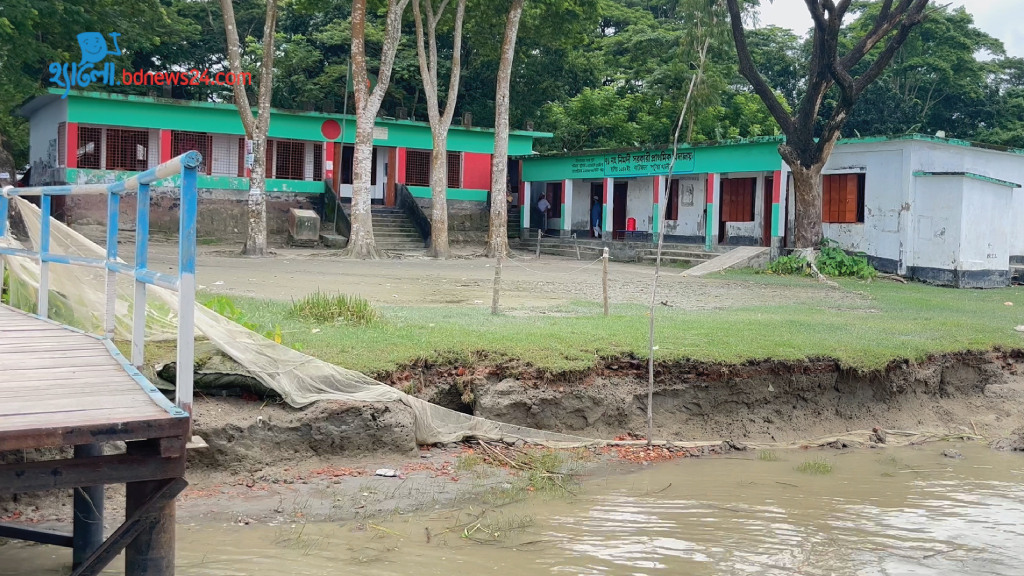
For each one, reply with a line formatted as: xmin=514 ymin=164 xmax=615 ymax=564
xmin=6 ymin=444 xmax=1024 ymax=575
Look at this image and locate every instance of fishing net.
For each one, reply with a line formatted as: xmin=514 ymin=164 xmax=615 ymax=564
xmin=0 ymin=197 xmax=594 ymax=447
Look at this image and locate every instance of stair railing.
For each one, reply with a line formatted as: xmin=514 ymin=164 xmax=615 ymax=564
xmin=322 ymin=179 xmax=352 ymax=240
xmin=396 ymin=184 xmax=431 ymax=248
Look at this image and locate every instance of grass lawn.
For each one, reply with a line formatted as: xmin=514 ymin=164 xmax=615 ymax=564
xmin=201 ymin=271 xmax=1024 ymax=376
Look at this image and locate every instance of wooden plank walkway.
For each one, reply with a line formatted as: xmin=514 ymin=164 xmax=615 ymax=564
xmin=0 ymin=304 xmax=188 ymax=452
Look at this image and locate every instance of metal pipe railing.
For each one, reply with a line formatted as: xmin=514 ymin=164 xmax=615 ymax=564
xmin=0 ymin=151 xmax=201 ymax=418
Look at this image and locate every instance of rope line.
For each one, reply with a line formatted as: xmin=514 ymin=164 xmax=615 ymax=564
xmin=504 ymin=255 xmax=604 ymax=277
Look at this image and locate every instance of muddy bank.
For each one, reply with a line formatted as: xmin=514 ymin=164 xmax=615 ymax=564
xmin=390 ymin=350 xmax=1024 ymax=444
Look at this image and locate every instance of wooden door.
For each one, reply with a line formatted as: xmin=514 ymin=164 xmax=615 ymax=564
xmin=719 ymin=177 xmax=755 ymax=242
xmin=613 ymin=182 xmax=627 ymax=240
xmin=762 ymin=176 xmax=773 ymax=246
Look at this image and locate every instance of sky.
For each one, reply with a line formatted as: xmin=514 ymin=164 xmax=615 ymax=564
xmin=756 ymin=0 xmax=1023 ymax=58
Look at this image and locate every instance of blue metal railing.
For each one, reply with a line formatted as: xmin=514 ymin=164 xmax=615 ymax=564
xmin=0 ymin=151 xmax=200 ymax=417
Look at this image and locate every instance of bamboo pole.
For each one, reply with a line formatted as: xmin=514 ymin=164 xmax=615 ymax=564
xmin=602 ymin=247 xmax=609 ymax=316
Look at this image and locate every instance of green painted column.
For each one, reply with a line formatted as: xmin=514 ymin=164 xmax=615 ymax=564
xmin=704 ymin=173 xmax=717 ymax=251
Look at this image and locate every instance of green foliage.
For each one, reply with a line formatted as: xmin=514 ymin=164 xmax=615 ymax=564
xmin=816 ymin=239 xmax=877 ymax=280
xmin=796 ymin=457 xmax=835 ymax=475
xmin=204 ymin=295 xmax=283 ymax=343
xmin=757 ymin=449 xmax=780 ymax=462
xmin=767 ymin=241 xmax=876 ymax=280
xmin=290 ymin=290 xmax=378 ymax=325
xmin=766 ymin=254 xmax=809 ymax=276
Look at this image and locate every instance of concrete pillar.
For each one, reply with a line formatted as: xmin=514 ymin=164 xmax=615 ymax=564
xmin=520 ymin=181 xmax=531 ymax=237
xmin=603 ymin=177 xmax=614 ymax=237
xmin=652 ymin=175 xmax=662 ymax=238
xmin=705 ymin=173 xmax=719 ymax=251
xmin=561 ymin=179 xmax=573 ymax=236
xmin=66 ymin=123 xmax=79 ymax=169
xmin=159 ymin=129 xmax=172 ymax=164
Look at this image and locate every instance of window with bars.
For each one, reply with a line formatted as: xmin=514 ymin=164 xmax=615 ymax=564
xmin=666 ymin=180 xmax=680 ymax=221
xmin=313 ymin=143 xmax=323 ymax=181
xmin=57 ymin=123 xmax=67 ymax=167
xmin=447 ymin=151 xmax=462 ymax=188
xmin=105 ymin=128 xmax=150 ymax=172
xmin=77 ymin=126 xmax=102 ymax=169
xmin=237 ymin=138 xmax=246 ymax=177
xmin=822 ymin=173 xmax=865 ymax=224
xmin=405 ymin=149 xmax=431 ymax=186
xmin=720 ymin=178 xmax=755 ymax=222
xmin=171 ymin=131 xmax=213 ymax=174
xmin=274 ymin=140 xmax=306 ymax=180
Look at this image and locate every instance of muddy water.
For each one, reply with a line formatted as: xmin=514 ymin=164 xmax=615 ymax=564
xmin=6 ymin=444 xmax=1024 ymax=575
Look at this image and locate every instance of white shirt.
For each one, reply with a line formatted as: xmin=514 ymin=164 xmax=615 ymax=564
xmin=538 ymin=198 xmax=551 ymax=212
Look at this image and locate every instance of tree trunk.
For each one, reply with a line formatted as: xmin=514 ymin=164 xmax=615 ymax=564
xmin=787 ymin=160 xmax=824 ymax=249
xmin=220 ymin=0 xmax=276 ymax=258
xmin=348 ymin=111 xmax=379 ymax=259
xmin=428 ymin=134 xmax=451 ymax=258
xmin=346 ymin=0 xmax=409 ymax=259
xmin=244 ymin=138 xmax=269 ymax=256
xmin=483 ymin=0 xmax=525 ymax=258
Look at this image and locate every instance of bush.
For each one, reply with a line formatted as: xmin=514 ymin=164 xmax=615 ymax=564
xmin=766 ymin=255 xmax=809 ymax=275
xmin=205 ymin=295 xmax=282 ymax=343
xmin=290 ymin=290 xmax=377 ymax=325
xmin=765 ymin=239 xmax=877 ymax=280
xmin=815 ymin=239 xmax=877 ymax=279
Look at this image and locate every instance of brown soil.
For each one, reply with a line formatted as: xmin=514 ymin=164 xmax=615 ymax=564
xmin=4 ymin=351 xmax=1024 ymax=532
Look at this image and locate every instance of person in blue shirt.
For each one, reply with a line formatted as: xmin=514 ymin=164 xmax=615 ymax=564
xmin=591 ymin=195 xmax=602 ymax=238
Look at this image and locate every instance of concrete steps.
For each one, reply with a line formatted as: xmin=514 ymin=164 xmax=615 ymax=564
xmin=635 ymin=247 xmax=720 ymax=265
xmin=372 ymin=208 xmax=426 ymax=251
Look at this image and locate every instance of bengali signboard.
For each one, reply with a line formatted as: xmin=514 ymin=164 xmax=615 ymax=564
xmin=604 ymin=149 xmax=695 ymax=177
xmin=569 ymin=156 xmax=604 ymax=177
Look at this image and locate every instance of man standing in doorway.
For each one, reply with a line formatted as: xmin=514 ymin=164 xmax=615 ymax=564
xmin=537 ymin=193 xmax=551 ymax=234
xmin=591 ymin=195 xmax=602 ymax=238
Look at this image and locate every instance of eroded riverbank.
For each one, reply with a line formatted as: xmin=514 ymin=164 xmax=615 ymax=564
xmin=5 ymin=443 xmax=1024 ymax=575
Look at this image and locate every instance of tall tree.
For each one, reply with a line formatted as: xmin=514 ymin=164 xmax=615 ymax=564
xmin=725 ymin=0 xmax=930 ymax=249
xmin=346 ymin=0 xmax=411 ymax=259
xmin=484 ymin=0 xmax=526 ymax=258
xmin=412 ymin=0 xmax=468 ymax=259
xmin=221 ymin=0 xmax=278 ymax=257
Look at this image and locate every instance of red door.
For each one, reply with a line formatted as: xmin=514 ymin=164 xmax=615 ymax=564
xmin=762 ymin=176 xmax=773 ymax=246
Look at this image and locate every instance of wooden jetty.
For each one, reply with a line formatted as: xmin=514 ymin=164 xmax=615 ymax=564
xmin=0 ymin=152 xmax=200 ymax=575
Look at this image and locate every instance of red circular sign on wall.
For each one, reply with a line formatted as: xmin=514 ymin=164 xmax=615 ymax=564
xmin=321 ymin=119 xmax=342 ymax=140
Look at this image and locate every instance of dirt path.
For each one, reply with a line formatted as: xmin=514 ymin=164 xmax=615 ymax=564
xmin=139 ymin=242 xmax=864 ymax=310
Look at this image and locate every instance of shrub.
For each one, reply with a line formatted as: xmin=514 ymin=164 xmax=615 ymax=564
xmin=766 ymin=255 xmax=809 ymax=275
xmin=816 ymin=239 xmax=877 ymax=279
xmin=205 ymin=295 xmax=282 ymax=343
xmin=290 ymin=290 xmax=377 ymax=325
xmin=796 ymin=457 xmax=834 ymax=475
xmin=757 ymin=449 xmax=780 ymax=461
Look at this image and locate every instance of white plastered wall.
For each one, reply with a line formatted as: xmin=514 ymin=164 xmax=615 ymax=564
xmin=28 ymin=99 xmax=68 ymax=174
xmin=663 ymin=174 xmax=705 ymax=238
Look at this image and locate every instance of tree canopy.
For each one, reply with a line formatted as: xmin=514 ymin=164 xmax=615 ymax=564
xmin=1 ymin=0 xmax=1022 ymax=166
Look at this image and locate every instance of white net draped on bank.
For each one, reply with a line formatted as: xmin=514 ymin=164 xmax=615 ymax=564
xmin=1 ymin=197 xmax=594 ymax=447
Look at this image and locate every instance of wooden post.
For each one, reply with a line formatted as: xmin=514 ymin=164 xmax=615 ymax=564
xmin=124 ymin=441 xmax=175 ymax=576
xmin=491 ymin=255 xmax=502 ymax=315
xmin=72 ymin=444 xmax=104 ymax=569
xmin=602 ymin=247 xmax=609 ymax=316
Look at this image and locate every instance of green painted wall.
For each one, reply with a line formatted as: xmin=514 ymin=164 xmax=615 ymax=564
xmin=407 ymin=186 xmax=488 ymax=202
xmin=61 ymin=90 xmax=547 ymax=154
xmin=522 ymin=140 xmax=783 ymax=181
xmin=67 ymin=168 xmax=324 ymax=193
